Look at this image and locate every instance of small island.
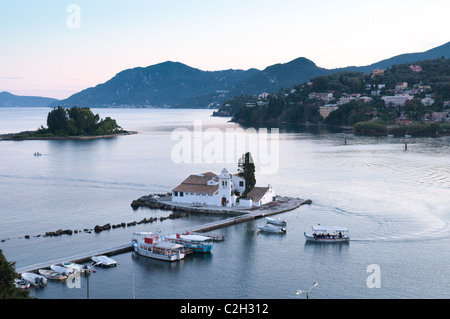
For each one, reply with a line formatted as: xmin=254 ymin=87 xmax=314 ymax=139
xmin=0 ymin=106 xmax=136 ymax=140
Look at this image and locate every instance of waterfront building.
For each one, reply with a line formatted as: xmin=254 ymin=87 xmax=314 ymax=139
xmin=382 ymin=94 xmax=414 ymax=106
xmin=395 ymin=82 xmax=408 ymax=92
xmin=319 ymin=104 xmax=339 ymax=119
xmin=421 ymin=94 xmax=435 ymax=106
xmin=171 ymin=168 xmax=275 ymax=207
xmin=409 ymin=65 xmax=422 ymax=72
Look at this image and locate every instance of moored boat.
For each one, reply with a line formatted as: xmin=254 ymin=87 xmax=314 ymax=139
xmin=133 ymin=239 xmax=185 ymax=262
xmin=91 ymin=255 xmax=118 ymax=267
xmin=21 ymin=272 xmax=47 ymax=287
xmin=14 ymin=278 xmax=30 ymax=289
xmin=164 ymin=233 xmax=213 ymax=253
xmin=50 ymin=264 xmax=74 ymax=275
xmin=132 ymin=231 xmax=163 ymax=244
xmin=265 ymin=216 xmax=287 ymax=226
xmin=38 ymin=269 xmax=67 ymax=280
xmin=62 ymin=261 xmax=90 ymax=274
xmin=304 ymin=226 xmax=350 ymax=242
xmin=257 ymin=223 xmax=286 ymax=234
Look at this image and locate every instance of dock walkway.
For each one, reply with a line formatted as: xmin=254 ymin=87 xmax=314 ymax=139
xmin=16 ymin=197 xmax=309 ymax=274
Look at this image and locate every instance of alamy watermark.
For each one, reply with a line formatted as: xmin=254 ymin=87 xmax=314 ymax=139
xmin=66 ymin=4 xmax=81 ymax=29
xmin=170 ymin=121 xmax=280 ymax=174
xmin=366 ymin=264 xmax=381 ymax=289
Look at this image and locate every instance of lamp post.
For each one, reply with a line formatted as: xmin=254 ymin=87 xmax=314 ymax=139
xmin=296 ymin=282 xmax=318 ymax=299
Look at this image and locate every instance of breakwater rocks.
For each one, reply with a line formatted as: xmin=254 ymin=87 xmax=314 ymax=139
xmin=131 ymin=194 xmax=245 ymax=215
xmin=131 ymin=194 xmax=172 ymax=210
xmin=1 ymin=212 xmax=187 ymax=242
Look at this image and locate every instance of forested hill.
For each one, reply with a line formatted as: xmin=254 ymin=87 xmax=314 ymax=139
xmin=53 ymin=42 xmax=450 ymax=109
xmin=223 ymin=57 xmax=450 ymax=128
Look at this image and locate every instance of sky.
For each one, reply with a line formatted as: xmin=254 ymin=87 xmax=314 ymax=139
xmin=0 ymin=0 xmax=449 ymax=99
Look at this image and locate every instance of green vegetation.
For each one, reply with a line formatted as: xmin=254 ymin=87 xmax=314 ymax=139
xmin=237 ymin=152 xmax=256 ymax=196
xmin=218 ymin=58 xmax=450 ymax=136
xmin=387 ymin=122 xmax=449 ymax=137
xmin=0 ymin=249 xmax=31 ymax=299
xmin=45 ymin=106 xmax=124 ymax=136
xmin=353 ymin=122 xmax=387 ymax=135
xmin=2 ymin=106 xmax=127 ymax=139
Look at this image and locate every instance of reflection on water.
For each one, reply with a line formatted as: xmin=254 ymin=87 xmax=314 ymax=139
xmin=1 ymin=108 xmax=450 ymax=299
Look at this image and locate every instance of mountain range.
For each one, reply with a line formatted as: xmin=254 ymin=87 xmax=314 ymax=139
xmin=3 ymin=41 xmax=449 ymax=108
xmin=0 ymin=91 xmax=58 ymax=107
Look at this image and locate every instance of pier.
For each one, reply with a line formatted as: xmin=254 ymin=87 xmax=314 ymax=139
xmin=16 ymin=196 xmax=309 ymax=274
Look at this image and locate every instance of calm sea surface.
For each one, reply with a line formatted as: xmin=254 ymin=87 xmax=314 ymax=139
xmin=0 ymin=107 xmax=449 ymax=299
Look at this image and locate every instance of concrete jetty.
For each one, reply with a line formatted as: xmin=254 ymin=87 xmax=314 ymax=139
xmin=16 ymin=196 xmax=310 ymax=274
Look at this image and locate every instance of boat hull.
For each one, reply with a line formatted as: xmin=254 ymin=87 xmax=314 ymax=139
xmin=304 ymin=232 xmax=350 ymax=242
xmin=21 ymin=273 xmax=47 ymax=286
xmin=265 ymin=217 xmax=286 ymax=227
xmin=133 ymin=243 xmax=185 ymax=262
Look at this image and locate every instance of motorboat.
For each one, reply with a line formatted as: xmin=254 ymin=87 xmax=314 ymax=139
xmin=14 ymin=278 xmax=30 ymax=289
xmin=38 ymin=269 xmax=67 ymax=280
xmin=92 ymin=255 xmax=118 ymax=267
xmin=265 ymin=216 xmax=286 ymax=226
xmin=21 ymin=272 xmax=47 ymax=287
xmin=304 ymin=226 xmax=350 ymax=242
xmin=164 ymin=233 xmax=213 ymax=253
xmin=257 ymin=223 xmax=286 ymax=234
xmin=133 ymin=239 xmax=185 ymax=262
xmin=62 ymin=261 xmax=90 ymax=274
xmin=50 ymin=264 xmax=74 ymax=275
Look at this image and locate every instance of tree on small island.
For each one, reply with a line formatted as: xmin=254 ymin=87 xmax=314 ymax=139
xmin=238 ymin=152 xmax=256 ymax=196
xmin=40 ymin=106 xmax=125 ymax=137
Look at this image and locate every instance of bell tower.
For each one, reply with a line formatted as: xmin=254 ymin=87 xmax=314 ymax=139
xmin=218 ymin=168 xmax=232 ymax=207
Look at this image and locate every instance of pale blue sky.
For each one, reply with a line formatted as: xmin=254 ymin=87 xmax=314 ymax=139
xmin=1 ymin=0 xmax=449 ymax=99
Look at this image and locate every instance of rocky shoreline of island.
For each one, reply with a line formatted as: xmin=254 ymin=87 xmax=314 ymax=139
xmin=0 ymin=130 xmax=137 ymax=141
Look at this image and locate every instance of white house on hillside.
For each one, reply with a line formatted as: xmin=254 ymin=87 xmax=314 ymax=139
xmin=171 ymin=168 xmax=275 ymax=207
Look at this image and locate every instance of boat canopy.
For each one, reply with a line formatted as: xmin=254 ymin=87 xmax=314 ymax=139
xmin=154 ymin=241 xmax=184 ymax=250
xmin=311 ymin=226 xmax=348 ymax=233
xmin=167 ymin=234 xmax=211 ymax=242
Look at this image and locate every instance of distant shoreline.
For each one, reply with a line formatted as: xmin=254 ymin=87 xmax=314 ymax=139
xmin=0 ymin=130 xmax=137 ymax=141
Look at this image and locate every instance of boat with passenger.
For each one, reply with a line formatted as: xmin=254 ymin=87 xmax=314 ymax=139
xmin=132 ymin=237 xmax=185 ymax=262
xmin=304 ymin=226 xmax=349 ymax=242
xmin=163 ymin=232 xmax=213 ymax=253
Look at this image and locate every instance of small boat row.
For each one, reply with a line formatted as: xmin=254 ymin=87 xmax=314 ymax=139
xmin=18 ymin=257 xmax=117 ymax=288
xmin=131 ymin=231 xmax=213 ymax=262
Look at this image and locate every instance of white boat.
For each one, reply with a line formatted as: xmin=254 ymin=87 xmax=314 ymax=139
xmin=50 ymin=264 xmax=74 ymax=275
xmin=14 ymin=278 xmax=30 ymax=289
xmin=304 ymin=226 xmax=350 ymax=242
xmin=92 ymin=255 xmax=118 ymax=267
xmin=164 ymin=233 xmax=213 ymax=253
xmin=132 ymin=231 xmax=163 ymax=244
xmin=257 ymin=223 xmax=286 ymax=234
xmin=265 ymin=216 xmax=287 ymax=226
xmin=38 ymin=269 xmax=67 ymax=280
xmin=62 ymin=261 xmax=90 ymax=274
xmin=21 ymin=272 xmax=47 ymax=287
xmin=133 ymin=240 xmax=185 ymax=262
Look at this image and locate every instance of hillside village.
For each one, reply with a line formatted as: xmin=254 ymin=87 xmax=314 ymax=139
xmin=216 ymin=58 xmax=450 ymax=135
